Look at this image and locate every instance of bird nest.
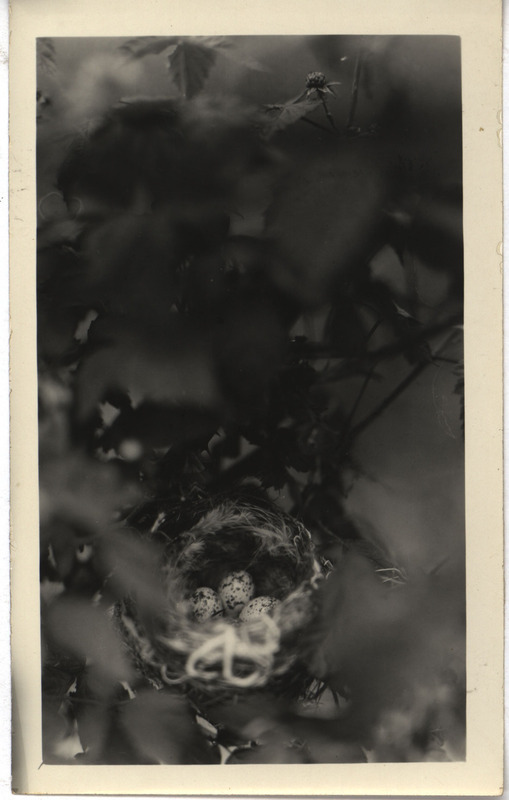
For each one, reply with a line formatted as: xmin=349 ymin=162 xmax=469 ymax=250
xmin=116 ymin=492 xmax=326 ymax=695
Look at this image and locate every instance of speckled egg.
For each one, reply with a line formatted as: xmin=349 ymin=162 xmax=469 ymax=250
xmin=239 ymin=595 xmax=280 ymax=621
xmin=191 ymin=587 xmax=224 ymax=622
xmin=218 ymin=570 xmax=254 ymax=618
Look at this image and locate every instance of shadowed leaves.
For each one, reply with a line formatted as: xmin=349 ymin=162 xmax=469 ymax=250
xmin=44 ymin=597 xmax=134 ymax=690
xmin=119 ymin=689 xmax=220 ymax=764
xmin=168 ymin=39 xmax=220 ymax=99
xmin=265 ymin=148 xmax=387 ymax=306
xmin=76 ymin=316 xmax=221 ymax=420
xmin=263 ymin=98 xmax=322 ymax=135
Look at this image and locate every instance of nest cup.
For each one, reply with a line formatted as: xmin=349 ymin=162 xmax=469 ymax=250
xmin=117 ymin=494 xmax=324 ymax=693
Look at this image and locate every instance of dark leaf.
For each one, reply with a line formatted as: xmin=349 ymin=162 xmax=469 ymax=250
xmin=73 ymin=701 xmax=111 ymax=762
xmin=119 ymin=689 xmax=219 ymax=764
xmin=98 ymin=403 xmax=219 ymax=453
xmin=387 ymin=192 xmax=463 ymax=279
xmin=44 ymin=596 xmax=134 ymax=689
xmin=39 ymin=452 xmax=141 ymax=533
xmin=273 ymin=427 xmax=316 ymax=473
xmin=97 ymin=529 xmax=169 ymax=625
xmin=226 ymin=723 xmax=308 ymax=764
xmin=168 ymin=39 xmax=218 ymax=99
xmin=326 ymin=297 xmax=368 ymax=357
xmin=76 ymin=317 xmax=222 ymax=420
xmin=42 ymin=698 xmax=80 ymax=764
xmin=265 ymin=148 xmax=387 ymax=307
xmin=297 ymin=731 xmax=367 ymax=763
xmin=57 ymin=102 xmax=181 ymax=211
xmin=215 ymin=299 xmax=287 ymax=418
xmin=42 ymin=664 xmax=77 ymax=700
xmin=207 ymin=693 xmax=283 ymax=735
xmin=263 ymin=98 xmax=321 ymax=135
xmin=392 ymin=303 xmax=434 ymax=364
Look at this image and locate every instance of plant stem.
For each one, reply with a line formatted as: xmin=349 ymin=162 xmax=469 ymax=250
xmin=321 ymin=97 xmax=337 ymax=131
xmin=351 ymin=327 xmax=461 ymax=438
xmin=351 ymin=360 xmax=427 ymax=438
xmin=342 ymin=364 xmax=378 ymax=433
xmin=300 ymin=116 xmax=334 ymax=134
xmin=289 ymin=316 xmax=461 ymax=363
xmin=346 ymin=52 xmax=362 ymax=131
xmin=338 ymin=319 xmax=382 ymax=430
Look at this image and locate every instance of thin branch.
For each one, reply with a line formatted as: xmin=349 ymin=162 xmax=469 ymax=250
xmin=338 ymin=319 xmax=382 ymax=431
xmin=346 ymin=52 xmax=362 ymax=131
xmin=365 ymin=318 xmax=382 ymax=343
xmin=299 ymin=116 xmax=334 ymax=135
xmin=351 ymin=360 xmax=428 ymax=438
xmin=342 ymin=363 xmax=378 ymax=433
xmin=321 ymin=97 xmax=337 ymax=131
xmin=289 ymin=316 xmax=462 ymax=364
xmin=351 ymin=328 xmax=461 ymax=439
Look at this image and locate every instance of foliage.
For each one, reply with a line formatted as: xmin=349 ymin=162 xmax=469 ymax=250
xmin=37 ymin=35 xmax=465 ymax=765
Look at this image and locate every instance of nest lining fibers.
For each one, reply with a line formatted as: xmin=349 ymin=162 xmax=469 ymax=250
xmin=117 ymin=495 xmax=325 ymax=693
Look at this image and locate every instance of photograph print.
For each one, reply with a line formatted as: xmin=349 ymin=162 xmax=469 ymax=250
xmin=36 ymin=34 xmax=465 ymax=766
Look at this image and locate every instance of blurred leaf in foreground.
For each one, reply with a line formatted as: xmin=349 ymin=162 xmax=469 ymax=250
xmin=119 ymin=689 xmax=219 ymax=764
xmin=44 ymin=596 xmax=134 ymax=692
xmin=168 ymin=38 xmax=222 ymax=99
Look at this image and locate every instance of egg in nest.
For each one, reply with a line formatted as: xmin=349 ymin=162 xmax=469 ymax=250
xmin=218 ymin=570 xmax=254 ymax=618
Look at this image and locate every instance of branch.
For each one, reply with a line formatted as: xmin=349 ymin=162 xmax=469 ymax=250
xmin=321 ymin=97 xmax=337 ymax=132
xmin=346 ymin=52 xmax=362 ymax=131
xmin=289 ymin=316 xmax=462 ymax=365
xmin=350 ymin=360 xmax=427 ymax=438
xmin=350 ymin=327 xmax=461 ymax=439
xmin=342 ymin=363 xmax=378 ymax=433
xmin=300 ymin=116 xmax=334 ymax=135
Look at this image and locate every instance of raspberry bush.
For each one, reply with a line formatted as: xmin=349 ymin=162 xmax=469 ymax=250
xmin=37 ymin=35 xmax=465 ymax=765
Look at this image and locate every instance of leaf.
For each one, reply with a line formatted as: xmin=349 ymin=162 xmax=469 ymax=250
xmin=76 ymin=317 xmax=222 ymax=419
xmin=44 ymin=596 xmax=135 ymax=689
xmin=263 ymin=98 xmax=321 ymax=135
xmin=119 ymin=689 xmax=219 ymax=764
xmin=168 ymin=39 xmax=218 ymax=98
xmin=72 ymin=700 xmax=110 ymax=762
xmin=119 ymin=36 xmax=179 ymax=59
xmin=39 ymin=452 xmax=141 ymax=533
xmin=226 ymin=723 xmax=308 ymax=764
xmin=391 ymin=303 xmax=434 ymax=364
xmin=325 ymin=297 xmax=368 ymax=357
xmin=98 ymin=403 xmax=219 ymax=453
xmin=97 ymin=529 xmax=169 ymax=624
xmin=295 ymin=730 xmax=367 ymax=764
xmin=265 ymin=148 xmax=386 ymax=307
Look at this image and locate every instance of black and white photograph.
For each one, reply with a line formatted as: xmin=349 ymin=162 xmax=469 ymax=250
xmin=35 ymin=33 xmax=467 ymax=767
xmin=8 ymin=2 xmax=503 ymax=793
